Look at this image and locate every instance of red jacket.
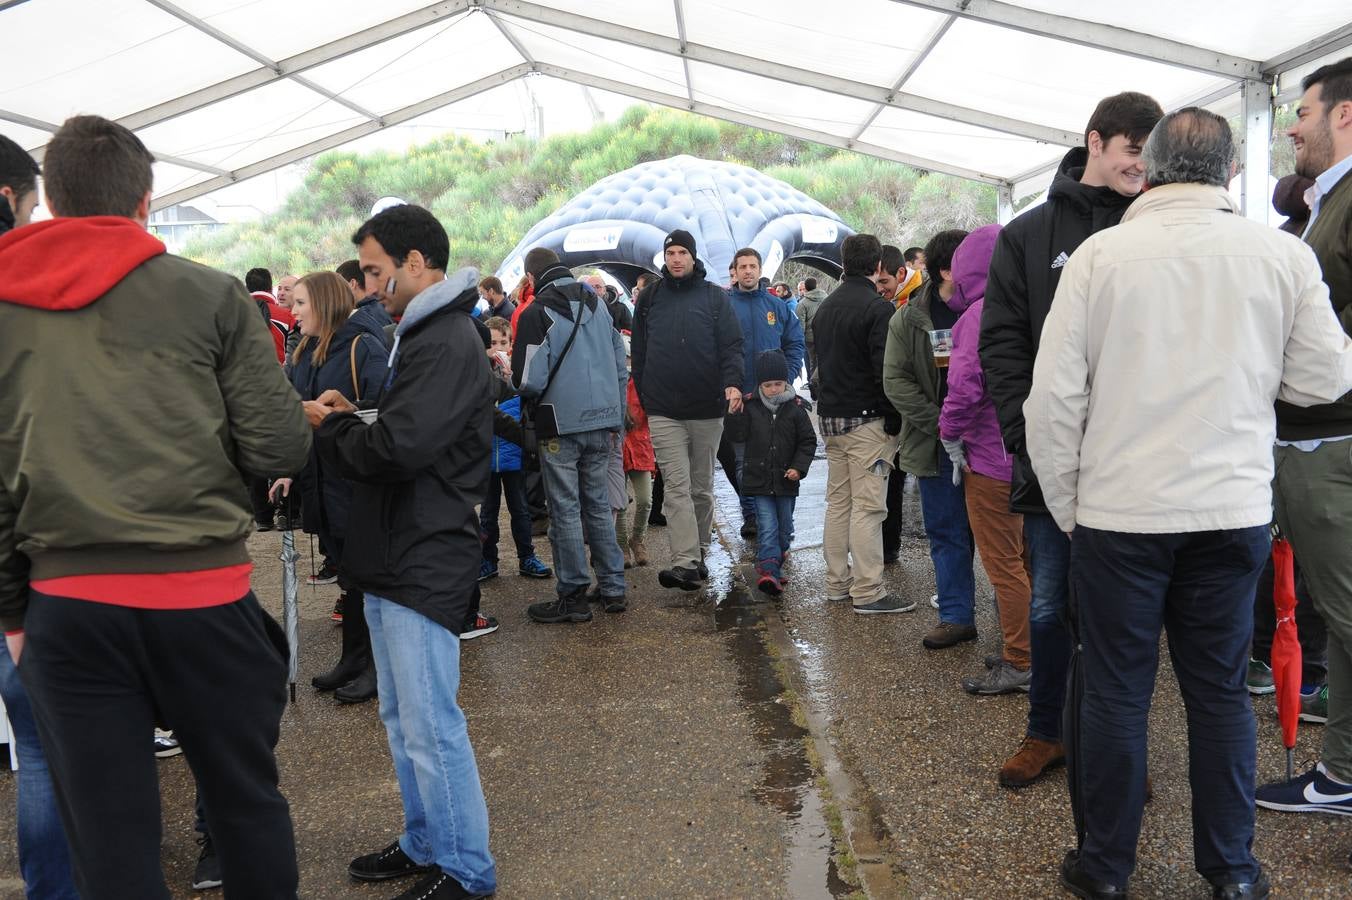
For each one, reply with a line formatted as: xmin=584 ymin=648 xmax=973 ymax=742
xmin=251 ymin=290 xmax=294 ymax=364
xmin=622 ymin=379 xmax=655 ymax=472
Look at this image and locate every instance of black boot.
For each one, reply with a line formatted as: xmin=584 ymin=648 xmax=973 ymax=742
xmin=312 ymin=590 xmax=368 ymax=691
xmin=335 ymin=663 xmax=377 ymax=704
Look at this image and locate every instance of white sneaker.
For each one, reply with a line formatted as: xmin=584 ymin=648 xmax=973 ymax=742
xmin=154 ymin=729 xmax=182 ymax=759
xmin=929 ymin=593 xmax=939 ymax=609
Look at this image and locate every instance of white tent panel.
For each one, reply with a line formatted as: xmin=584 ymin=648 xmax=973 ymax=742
xmin=4 ymin=123 xmax=56 ymax=153
xmin=503 ymin=15 xmax=690 ymax=98
xmin=0 ymin=0 xmax=256 ymax=122
xmin=861 ymin=106 xmax=1063 ymax=180
xmin=905 ymin=18 xmax=1234 ymax=136
xmin=153 ymin=160 xmax=216 ymax=196
xmin=511 ymin=0 xmax=678 ymax=39
xmin=686 ymin=60 xmax=879 ymax=139
xmin=135 ymin=79 xmax=367 ymax=170
xmin=682 ymin=0 xmax=949 ymax=89
xmin=1007 ymin=0 xmax=1351 ymax=61
xmin=166 ymin=0 xmax=437 ymax=62
xmin=302 ymin=13 xmax=519 ymax=116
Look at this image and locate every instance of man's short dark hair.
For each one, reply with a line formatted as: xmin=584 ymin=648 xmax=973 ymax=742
xmin=804 ymin=276 xmax=817 ymax=291
xmin=841 ymin=234 xmax=883 ymax=278
xmin=335 ymin=259 xmax=362 ymax=284
xmin=1303 ymin=57 xmax=1352 ymax=110
xmin=636 ymin=271 xmax=657 ymax=289
xmin=479 ymin=275 xmax=503 ymax=294
xmin=523 ymin=247 xmax=559 ymax=281
xmin=0 ymin=135 xmax=40 ymax=198
xmin=880 ymin=244 xmax=904 ymax=277
xmin=733 ymin=247 xmax=762 ymax=266
xmin=1084 ymin=91 xmax=1164 ymax=148
xmin=351 ymin=204 xmax=448 ymax=271
xmin=903 ymin=247 xmax=923 ymax=264
xmin=924 ymin=230 xmax=969 ymax=285
xmin=245 ymin=268 xmax=272 ymax=294
xmin=44 ymin=115 xmax=154 ymax=218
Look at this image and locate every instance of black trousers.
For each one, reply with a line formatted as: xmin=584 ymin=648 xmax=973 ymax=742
xmin=247 ymin=475 xmax=273 ymax=527
xmin=21 ymin=591 xmax=298 ymax=900
xmin=882 ymin=465 xmax=906 ymax=560
xmin=1251 ymin=553 xmax=1328 ymax=686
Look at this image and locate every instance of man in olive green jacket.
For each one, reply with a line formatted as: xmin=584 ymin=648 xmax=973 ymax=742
xmin=0 ymin=115 xmax=309 ymax=899
xmin=883 ymin=230 xmax=978 ymax=651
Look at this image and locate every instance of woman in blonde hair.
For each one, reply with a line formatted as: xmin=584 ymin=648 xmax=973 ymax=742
xmin=270 ymin=271 xmax=390 ymax=703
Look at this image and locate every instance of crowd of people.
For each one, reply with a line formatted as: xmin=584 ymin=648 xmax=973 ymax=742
xmin=0 ymin=55 xmax=1351 ymax=900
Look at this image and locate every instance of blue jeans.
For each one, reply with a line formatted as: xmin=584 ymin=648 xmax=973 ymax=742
xmin=365 ymin=595 xmax=496 ymax=894
xmin=1070 ymin=525 xmax=1267 ymax=886
xmin=917 ymin=453 xmax=975 ymax=625
xmin=539 ymin=429 xmax=625 ymax=597
xmin=753 ymin=495 xmax=796 ymax=575
xmin=1025 ymin=512 xmax=1073 ymax=741
xmin=480 ymin=470 xmax=534 ymax=564
xmin=0 ymin=642 xmax=78 ymax=900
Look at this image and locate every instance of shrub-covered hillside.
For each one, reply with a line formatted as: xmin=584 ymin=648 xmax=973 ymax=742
xmin=183 ymin=105 xmax=998 ymax=277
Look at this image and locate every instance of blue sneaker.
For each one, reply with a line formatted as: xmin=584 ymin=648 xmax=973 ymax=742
xmin=1256 ymin=762 xmax=1352 ymax=815
xmin=478 ymin=560 xmax=499 ymax=582
xmin=518 ymin=555 xmax=552 ymax=579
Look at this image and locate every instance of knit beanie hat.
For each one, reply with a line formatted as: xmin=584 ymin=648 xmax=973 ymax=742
xmin=756 ymin=349 xmax=789 ymax=385
xmin=663 ymin=229 xmax=697 ymax=259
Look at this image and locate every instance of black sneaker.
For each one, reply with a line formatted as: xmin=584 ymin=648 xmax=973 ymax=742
xmin=192 ymin=834 xmax=223 ymax=890
xmin=585 ymin=588 xmax=627 ymax=613
xmin=658 ymin=566 xmax=702 ymax=591
xmin=154 ymin=728 xmax=182 ymax=759
xmin=307 ymin=562 xmax=339 ymax=586
xmin=348 ymin=840 xmax=431 ymax=882
xmin=392 ymin=867 xmax=490 ymax=900
xmin=740 ymin=520 xmax=757 ymax=539
xmin=527 ymin=589 xmax=592 ymax=624
xmin=460 ymin=613 xmax=500 ymax=640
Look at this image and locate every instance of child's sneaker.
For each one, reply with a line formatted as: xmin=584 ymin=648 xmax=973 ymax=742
xmin=756 ymin=562 xmax=783 ymax=597
xmin=479 ymin=560 xmax=499 ymax=582
xmin=330 ymin=595 xmax=343 ymax=623
xmin=518 ymin=556 xmax=552 ymax=579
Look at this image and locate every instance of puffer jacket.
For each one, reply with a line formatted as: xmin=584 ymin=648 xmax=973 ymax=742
xmin=729 ymin=284 xmax=805 ymax=393
xmin=724 ymin=386 xmax=816 ymax=496
xmin=939 ymin=226 xmax=1009 ymax=482
xmin=491 ymin=395 xmax=524 ymax=473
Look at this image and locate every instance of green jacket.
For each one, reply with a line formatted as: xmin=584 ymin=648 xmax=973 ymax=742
xmin=796 ymin=288 xmax=828 ymax=345
xmin=0 ymin=217 xmax=311 ymax=630
xmin=882 ymin=283 xmax=942 ymax=476
xmin=1276 ymin=164 xmax=1352 ymax=440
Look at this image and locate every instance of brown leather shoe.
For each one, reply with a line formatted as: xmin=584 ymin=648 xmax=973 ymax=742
xmin=998 ymin=737 xmax=1065 ymax=788
xmin=630 ymin=537 xmax=649 ymax=567
xmin=922 ymin=621 xmax=978 ymax=649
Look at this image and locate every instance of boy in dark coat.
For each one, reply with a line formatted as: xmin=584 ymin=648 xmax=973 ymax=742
xmin=726 ymin=350 xmax=815 ymax=596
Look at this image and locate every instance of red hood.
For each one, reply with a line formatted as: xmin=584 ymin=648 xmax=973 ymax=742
xmin=0 ymin=217 xmax=166 ymax=310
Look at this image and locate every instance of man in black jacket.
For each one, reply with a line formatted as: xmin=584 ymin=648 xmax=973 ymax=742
xmin=309 ymin=204 xmax=497 ymax=900
xmin=632 ymin=229 xmax=744 ymax=591
xmin=813 ymin=233 xmax=906 ymax=614
xmin=978 ymin=91 xmax=1162 ymax=793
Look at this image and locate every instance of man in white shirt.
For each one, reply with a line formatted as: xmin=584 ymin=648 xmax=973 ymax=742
xmin=1026 ymin=107 xmax=1352 ymax=900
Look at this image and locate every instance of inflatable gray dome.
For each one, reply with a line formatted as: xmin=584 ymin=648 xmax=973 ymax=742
xmin=496 ymin=154 xmax=855 ymax=291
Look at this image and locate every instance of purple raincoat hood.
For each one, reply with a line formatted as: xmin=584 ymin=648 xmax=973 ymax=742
xmin=947 ymin=224 xmax=1002 ymax=314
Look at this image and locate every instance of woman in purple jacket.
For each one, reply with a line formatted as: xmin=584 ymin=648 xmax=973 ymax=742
xmin=938 ymin=225 xmax=1032 ymax=696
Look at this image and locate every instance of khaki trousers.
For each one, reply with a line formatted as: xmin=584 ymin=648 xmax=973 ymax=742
xmin=964 ymin=470 xmax=1031 ymax=669
xmin=648 ymin=416 xmax=723 ymax=570
xmin=823 ymin=420 xmax=899 ymax=605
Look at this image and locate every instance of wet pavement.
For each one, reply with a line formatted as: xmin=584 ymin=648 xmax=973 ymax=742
xmin=1 ymin=452 xmax=1350 ymax=898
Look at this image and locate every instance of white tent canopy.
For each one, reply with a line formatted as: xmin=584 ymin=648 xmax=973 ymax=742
xmin=5 ymin=0 xmax=1351 ymax=220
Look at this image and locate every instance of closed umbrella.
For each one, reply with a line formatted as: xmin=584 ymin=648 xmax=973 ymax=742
xmin=1270 ymin=534 xmax=1302 ymax=782
xmin=279 ymin=514 xmax=300 ymax=703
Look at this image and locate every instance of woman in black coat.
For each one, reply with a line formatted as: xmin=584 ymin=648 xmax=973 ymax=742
xmin=271 ymin=271 xmax=390 ymax=703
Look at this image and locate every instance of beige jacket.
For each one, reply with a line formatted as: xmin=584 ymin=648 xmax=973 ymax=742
xmin=1025 ymin=184 xmax=1352 ymax=534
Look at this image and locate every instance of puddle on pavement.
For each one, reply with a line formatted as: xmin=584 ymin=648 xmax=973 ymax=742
xmin=715 ymin=586 xmax=855 ymax=899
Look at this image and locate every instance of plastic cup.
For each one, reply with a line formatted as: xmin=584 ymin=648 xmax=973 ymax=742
xmin=929 ymin=329 xmax=953 ymax=368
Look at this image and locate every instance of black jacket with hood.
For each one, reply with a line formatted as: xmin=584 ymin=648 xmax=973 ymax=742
xmin=813 ymin=274 xmax=900 ymax=430
xmin=725 ymin=387 xmax=816 ymax=496
xmin=631 ymin=259 xmax=744 ymax=420
xmin=978 ymin=147 xmax=1137 ymax=513
xmin=290 ymin=299 xmax=391 ymax=569
xmin=316 ymin=268 xmax=491 ymax=634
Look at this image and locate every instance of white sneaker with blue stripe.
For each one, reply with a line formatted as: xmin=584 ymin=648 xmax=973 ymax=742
xmin=1256 ymin=762 xmax=1352 ymax=815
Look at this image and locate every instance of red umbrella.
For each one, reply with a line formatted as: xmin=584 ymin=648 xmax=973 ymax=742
xmin=1271 ymin=535 xmax=1302 ymax=781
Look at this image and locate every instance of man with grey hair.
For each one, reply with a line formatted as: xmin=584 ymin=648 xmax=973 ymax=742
xmin=1026 ymin=106 xmax=1352 ymax=899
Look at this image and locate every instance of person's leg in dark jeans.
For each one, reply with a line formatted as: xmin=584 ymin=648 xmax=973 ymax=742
xmin=649 ymin=468 xmax=666 ymax=525
xmin=0 ymin=641 xmax=78 ymax=899
xmin=479 ymin=473 xmax=504 ymax=569
xmin=501 ymin=470 xmax=538 ymax=565
xmin=247 ymin=475 xmax=273 ymax=529
xmin=731 ymin=441 xmax=756 ymax=527
xmin=717 ymin=431 xmax=741 ymax=497
xmin=1025 ymin=513 xmax=1073 ymax=742
xmin=882 ymin=463 xmax=905 ymax=562
xmin=916 ymin=453 xmax=976 ymax=627
xmin=753 ymin=495 xmax=782 ymax=578
xmin=21 ymin=591 xmax=298 ymax=900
